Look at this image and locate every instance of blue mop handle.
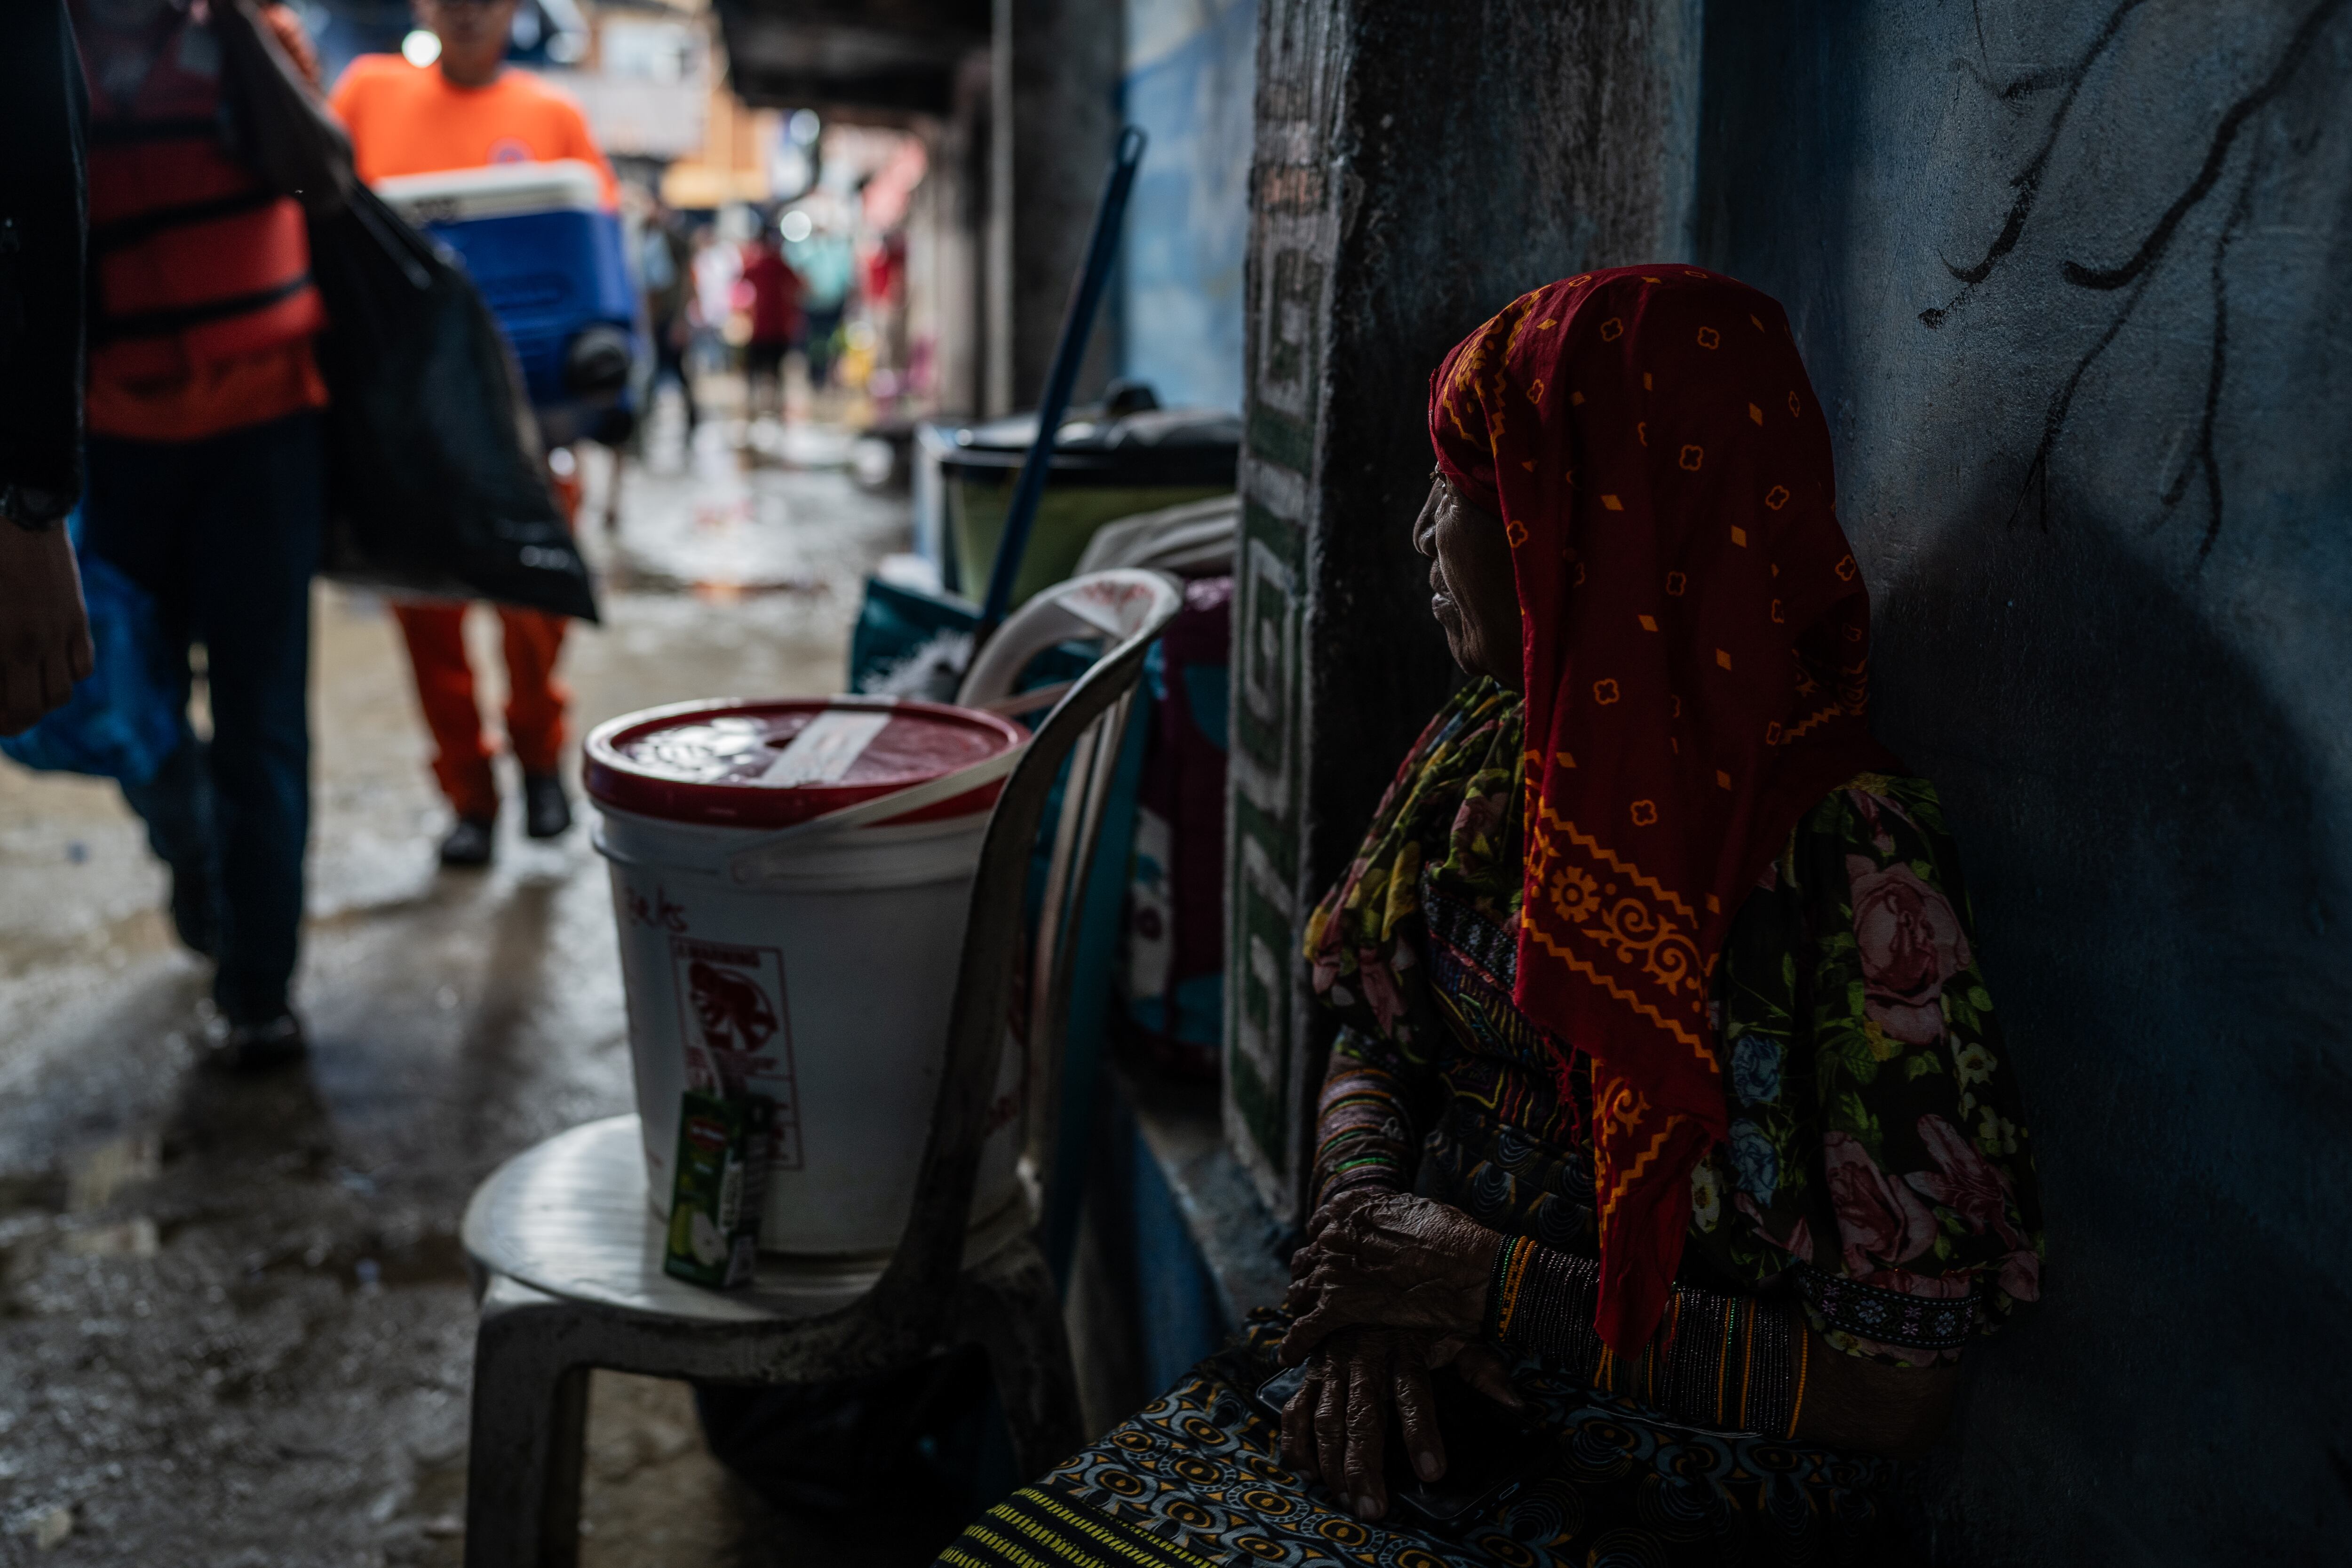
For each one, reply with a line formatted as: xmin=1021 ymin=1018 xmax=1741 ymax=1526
xmin=976 ymin=125 xmax=1149 ymax=636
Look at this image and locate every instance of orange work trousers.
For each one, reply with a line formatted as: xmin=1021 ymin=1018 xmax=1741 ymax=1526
xmin=391 ymin=602 xmax=571 ymax=822
xmin=394 ymin=456 xmax=580 ymax=821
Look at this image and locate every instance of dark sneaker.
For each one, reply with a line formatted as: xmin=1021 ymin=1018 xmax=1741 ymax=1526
xmin=204 ymin=1011 xmax=306 ymax=1072
xmin=168 ymin=863 xmax=217 ymax=959
xmin=439 ymin=816 xmax=497 ymax=868
xmin=523 ymin=773 xmax=572 ymax=840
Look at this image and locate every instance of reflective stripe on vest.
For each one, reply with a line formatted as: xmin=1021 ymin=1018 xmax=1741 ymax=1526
xmin=83 ymin=32 xmax=323 ymax=383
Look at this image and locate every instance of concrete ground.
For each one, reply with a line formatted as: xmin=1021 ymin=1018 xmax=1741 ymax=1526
xmin=0 ymin=396 xmax=971 ymax=1564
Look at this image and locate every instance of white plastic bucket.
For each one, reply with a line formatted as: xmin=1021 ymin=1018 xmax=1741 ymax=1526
xmin=585 ymin=698 xmax=1029 ymax=1257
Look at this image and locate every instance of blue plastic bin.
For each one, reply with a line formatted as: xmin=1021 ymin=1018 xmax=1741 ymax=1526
xmin=374 ymin=159 xmax=638 ymax=446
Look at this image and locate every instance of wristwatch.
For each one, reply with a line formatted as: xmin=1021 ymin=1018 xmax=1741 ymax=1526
xmin=1 ymin=485 xmax=69 ymax=529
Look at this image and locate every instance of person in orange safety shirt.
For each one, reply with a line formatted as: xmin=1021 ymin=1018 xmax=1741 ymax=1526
xmin=330 ymin=0 xmax=616 ymax=867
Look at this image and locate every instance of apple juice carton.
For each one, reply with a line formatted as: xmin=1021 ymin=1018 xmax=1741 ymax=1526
xmin=663 ymin=1089 xmax=771 ymax=1289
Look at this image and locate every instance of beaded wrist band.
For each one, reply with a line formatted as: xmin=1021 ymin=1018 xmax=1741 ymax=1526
xmin=1317 ymin=1152 xmax=1405 ymax=1202
xmin=1310 ymin=1123 xmax=1411 ymax=1208
xmin=1721 ymin=1295 xmax=1801 ymax=1437
xmin=1311 ymin=1067 xmax=1417 ymax=1208
xmin=1479 ymin=1235 xmax=1812 ymax=1440
xmin=1486 ymin=1238 xmax=1603 ymax=1373
xmin=1484 ymin=1235 xmax=1529 ymax=1340
xmin=1621 ymin=1289 xmax=1796 ymax=1436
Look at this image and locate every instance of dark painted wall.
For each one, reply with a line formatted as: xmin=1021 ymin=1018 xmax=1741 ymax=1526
xmin=1699 ymin=3 xmax=2352 ymax=1560
xmin=992 ymin=0 xmax=1124 ymax=412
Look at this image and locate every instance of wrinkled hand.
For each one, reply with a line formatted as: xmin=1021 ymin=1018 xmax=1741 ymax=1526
xmin=0 ymin=522 xmax=92 ymax=735
xmin=1279 ymin=1328 xmax=1520 ymax=1521
xmin=1280 ymin=1189 xmax=1501 ymax=1364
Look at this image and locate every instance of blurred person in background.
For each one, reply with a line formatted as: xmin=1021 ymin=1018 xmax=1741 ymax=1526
xmin=69 ymin=0 xmax=351 ymax=1067
xmin=639 ymin=195 xmax=698 ymax=436
xmin=860 ymin=227 xmax=909 ymax=407
xmin=788 ymin=212 xmax=854 ymax=391
xmin=0 ymin=0 xmax=96 ymax=738
xmin=737 ymin=215 xmax=803 ymax=431
xmin=690 ymin=221 xmax=739 ymax=381
xmin=331 ymin=0 xmax=620 ymax=867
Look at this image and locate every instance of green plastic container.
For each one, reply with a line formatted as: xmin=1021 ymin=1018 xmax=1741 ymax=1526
xmin=941 ymin=404 xmax=1239 ymax=607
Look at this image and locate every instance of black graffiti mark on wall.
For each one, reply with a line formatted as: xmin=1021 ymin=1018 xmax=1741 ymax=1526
xmin=2004 ymin=144 xmax=2260 ymax=541
xmin=2004 ymin=270 xmax=2158 ymax=533
xmin=1937 ymin=0 xmax=2347 ymax=555
xmin=1919 ymin=0 xmax=2153 ymax=330
xmin=2162 ymin=161 xmax=2260 ymax=563
xmin=2063 ymin=0 xmax=2346 ymax=291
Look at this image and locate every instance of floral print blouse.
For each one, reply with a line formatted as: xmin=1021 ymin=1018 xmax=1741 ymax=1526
xmin=1312 ymin=683 xmax=2045 ymax=1369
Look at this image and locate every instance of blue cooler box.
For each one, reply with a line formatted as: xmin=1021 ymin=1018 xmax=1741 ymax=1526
xmin=374 ymin=159 xmax=639 ymax=446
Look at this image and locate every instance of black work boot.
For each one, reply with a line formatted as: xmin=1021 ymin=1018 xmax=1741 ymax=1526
xmin=204 ymin=1010 xmax=307 ymax=1072
xmin=438 ymin=816 xmax=497 ymax=868
xmin=523 ymin=772 xmax=572 ymax=840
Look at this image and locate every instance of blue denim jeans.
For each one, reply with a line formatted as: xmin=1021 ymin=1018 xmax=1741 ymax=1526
xmin=83 ymin=410 xmax=323 ymax=1023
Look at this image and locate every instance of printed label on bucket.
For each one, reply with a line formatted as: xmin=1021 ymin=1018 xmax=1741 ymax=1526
xmin=757 ymin=707 xmax=891 ymax=786
xmin=671 ymin=936 xmax=805 ymax=1170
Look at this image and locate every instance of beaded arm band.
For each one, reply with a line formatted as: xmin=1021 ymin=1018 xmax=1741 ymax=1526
xmin=1481 ymin=1235 xmax=1811 ymax=1440
xmin=1310 ymin=1065 xmax=1417 ymax=1208
xmin=1484 ymin=1234 xmax=1601 ymax=1369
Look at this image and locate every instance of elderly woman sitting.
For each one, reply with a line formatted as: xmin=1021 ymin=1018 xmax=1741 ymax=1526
xmin=940 ymin=267 xmax=2042 ymax=1567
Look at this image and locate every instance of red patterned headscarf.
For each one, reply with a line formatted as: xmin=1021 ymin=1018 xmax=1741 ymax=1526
xmin=1430 ymin=267 xmax=1898 ymax=1354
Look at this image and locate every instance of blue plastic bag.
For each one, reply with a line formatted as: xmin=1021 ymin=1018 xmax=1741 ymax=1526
xmin=0 ymin=512 xmax=185 ymax=786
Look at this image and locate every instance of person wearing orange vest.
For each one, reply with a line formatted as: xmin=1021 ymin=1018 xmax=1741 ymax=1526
xmin=70 ymin=0 xmax=353 ymax=1067
xmin=331 ymin=0 xmax=616 ymax=867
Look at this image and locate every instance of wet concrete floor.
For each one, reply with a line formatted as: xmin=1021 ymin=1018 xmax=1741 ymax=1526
xmin=0 ymin=403 xmax=971 ymax=1563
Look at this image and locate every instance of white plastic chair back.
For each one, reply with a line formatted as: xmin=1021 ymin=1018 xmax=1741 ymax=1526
xmin=956 ymin=569 xmax=1182 ymax=709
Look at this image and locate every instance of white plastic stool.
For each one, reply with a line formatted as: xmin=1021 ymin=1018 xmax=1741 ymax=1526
xmin=459 ymin=1117 xmax=1057 ymax=1564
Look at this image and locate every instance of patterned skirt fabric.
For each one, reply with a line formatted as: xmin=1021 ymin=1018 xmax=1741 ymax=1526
xmin=939 ymin=1316 xmax=1902 ymax=1568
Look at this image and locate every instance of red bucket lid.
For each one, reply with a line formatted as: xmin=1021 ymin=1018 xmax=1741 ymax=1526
xmin=585 ymin=697 xmax=1024 ymax=829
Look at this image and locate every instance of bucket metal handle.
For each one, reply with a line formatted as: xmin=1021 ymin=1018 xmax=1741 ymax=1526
xmin=721 ymin=740 xmax=1030 ymax=885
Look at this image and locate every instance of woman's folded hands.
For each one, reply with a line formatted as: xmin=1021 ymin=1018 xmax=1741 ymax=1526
xmin=1276 ymin=1190 xmax=1522 ymax=1520
xmin=1280 ymin=1188 xmax=1501 ymax=1354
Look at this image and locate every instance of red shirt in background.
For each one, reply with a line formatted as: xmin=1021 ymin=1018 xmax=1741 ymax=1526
xmin=739 ymin=242 xmax=804 ymax=347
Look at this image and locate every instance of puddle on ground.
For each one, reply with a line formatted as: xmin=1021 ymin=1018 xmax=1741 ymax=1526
xmin=0 ymin=1133 xmax=167 ymax=1274
xmin=62 ymin=1218 xmax=158 ymax=1258
xmin=243 ymin=1226 xmax=474 ymax=1292
xmin=0 ymin=1169 xmax=64 ymax=1217
xmin=65 ymin=1133 xmax=161 ymax=1212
